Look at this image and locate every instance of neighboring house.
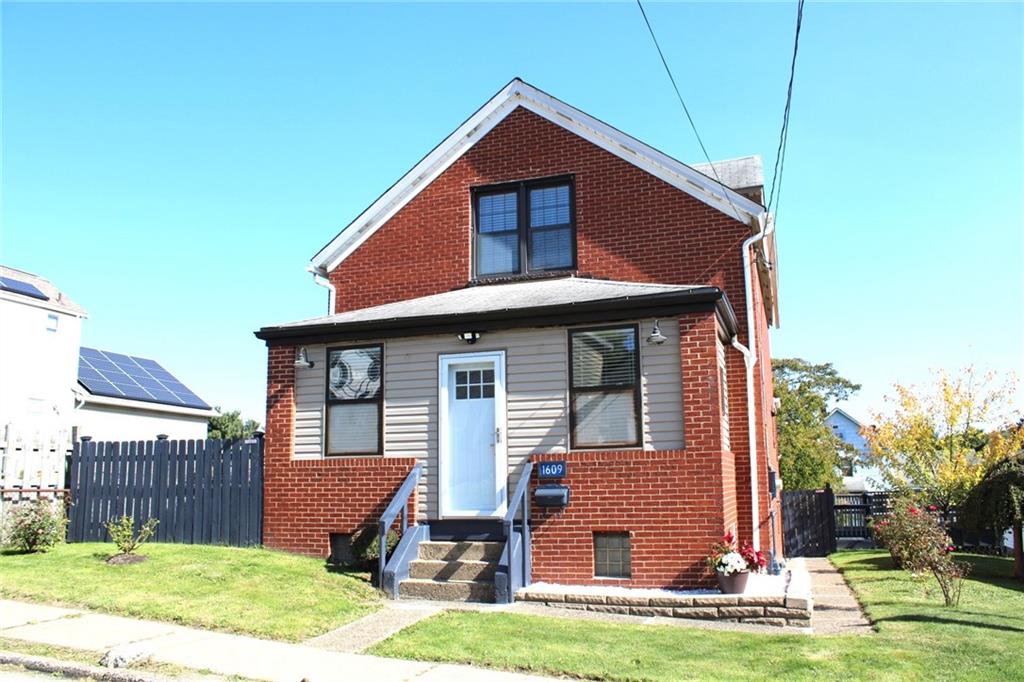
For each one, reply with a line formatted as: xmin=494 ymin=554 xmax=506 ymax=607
xmin=827 ymin=407 xmax=884 ymax=492
xmin=255 ymin=79 xmax=782 ymax=599
xmin=74 ymin=347 xmax=216 ymax=442
xmin=0 ymin=266 xmax=87 ymax=449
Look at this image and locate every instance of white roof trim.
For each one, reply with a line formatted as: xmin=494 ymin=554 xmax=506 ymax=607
xmin=827 ymin=407 xmax=863 ymax=427
xmin=79 ymin=392 xmax=217 ymax=418
xmin=311 ymin=79 xmax=766 ymax=273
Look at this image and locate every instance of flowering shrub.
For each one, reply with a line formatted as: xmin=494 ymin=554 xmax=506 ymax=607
xmin=105 ymin=515 xmax=158 ymax=556
xmin=872 ymin=499 xmax=969 ymax=606
xmin=4 ymin=499 xmax=67 ymax=553
xmin=706 ymin=531 xmax=767 ymax=575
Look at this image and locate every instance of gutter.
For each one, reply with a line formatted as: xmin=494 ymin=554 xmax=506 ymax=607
xmin=731 ymin=212 xmax=775 ymax=554
xmin=306 ymin=265 xmax=337 ymax=315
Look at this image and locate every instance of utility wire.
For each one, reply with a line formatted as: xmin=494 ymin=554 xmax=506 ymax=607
xmin=766 ymin=0 xmax=805 ymax=218
xmin=635 ymin=0 xmax=744 ymax=222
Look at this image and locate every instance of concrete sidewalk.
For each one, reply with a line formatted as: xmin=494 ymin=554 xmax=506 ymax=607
xmin=0 ymin=600 xmax=553 ymax=682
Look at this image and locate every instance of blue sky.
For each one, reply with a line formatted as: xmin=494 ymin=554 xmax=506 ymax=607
xmin=2 ymin=2 xmax=1021 ymax=425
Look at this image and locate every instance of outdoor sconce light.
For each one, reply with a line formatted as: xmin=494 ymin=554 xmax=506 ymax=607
xmin=646 ymin=320 xmax=667 ymax=345
xmin=295 ymin=347 xmax=315 ymax=369
xmin=456 ymin=331 xmax=481 ymax=345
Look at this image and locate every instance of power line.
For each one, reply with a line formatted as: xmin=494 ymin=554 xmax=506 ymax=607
xmin=766 ymin=0 xmax=805 ymax=218
xmin=635 ymin=0 xmax=743 ymax=221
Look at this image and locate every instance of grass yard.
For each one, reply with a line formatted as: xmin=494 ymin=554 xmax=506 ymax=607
xmin=0 ymin=543 xmax=380 ymax=641
xmin=371 ymin=551 xmax=1024 ymax=682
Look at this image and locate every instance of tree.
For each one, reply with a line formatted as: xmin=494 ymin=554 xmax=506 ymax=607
xmin=207 ymin=408 xmax=261 ymax=441
xmin=961 ymin=450 xmax=1024 ymax=580
xmin=773 ymin=358 xmax=861 ymax=490
xmin=864 ymin=367 xmax=1022 ymax=510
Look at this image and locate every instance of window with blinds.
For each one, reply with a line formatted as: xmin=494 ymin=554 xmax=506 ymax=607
xmin=473 ymin=177 xmax=575 ymax=277
xmin=569 ymin=326 xmax=641 ymax=448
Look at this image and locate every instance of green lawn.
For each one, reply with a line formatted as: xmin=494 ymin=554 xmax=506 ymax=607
xmin=0 ymin=543 xmax=380 ymax=641
xmin=371 ymin=551 xmax=1024 ymax=682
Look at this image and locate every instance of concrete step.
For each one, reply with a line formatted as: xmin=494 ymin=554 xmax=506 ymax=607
xmin=409 ymin=559 xmax=497 ymax=582
xmin=417 ymin=541 xmax=503 ymax=562
xmin=400 ymin=578 xmax=496 ymax=603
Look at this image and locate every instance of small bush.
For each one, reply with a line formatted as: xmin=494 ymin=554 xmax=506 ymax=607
xmin=4 ymin=499 xmax=67 ymax=552
xmin=105 ymin=515 xmax=159 ymax=555
xmin=351 ymin=526 xmax=400 ymax=566
xmin=872 ymin=499 xmax=969 ymax=606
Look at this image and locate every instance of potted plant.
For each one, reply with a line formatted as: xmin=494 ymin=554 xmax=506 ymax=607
xmin=706 ymin=531 xmax=766 ymax=594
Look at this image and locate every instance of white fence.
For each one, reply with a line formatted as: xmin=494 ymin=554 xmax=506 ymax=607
xmin=0 ymin=429 xmax=70 ymax=529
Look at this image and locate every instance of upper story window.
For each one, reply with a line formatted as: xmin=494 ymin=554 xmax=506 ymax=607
xmin=473 ymin=177 xmax=575 ymax=278
xmin=325 ymin=345 xmax=383 ymax=456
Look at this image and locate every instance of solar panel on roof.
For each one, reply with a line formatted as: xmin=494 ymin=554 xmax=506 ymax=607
xmin=0 ymin=276 xmax=49 ymax=301
xmin=77 ymin=347 xmax=211 ymax=410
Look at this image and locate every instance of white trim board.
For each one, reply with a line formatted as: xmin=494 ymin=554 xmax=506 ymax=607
xmin=78 ymin=392 xmax=217 ymax=418
xmin=311 ymin=78 xmax=767 ymax=273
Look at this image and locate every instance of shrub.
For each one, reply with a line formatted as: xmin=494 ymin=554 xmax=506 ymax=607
xmin=351 ymin=526 xmax=400 ymax=567
xmin=872 ymin=499 xmax=969 ymax=606
xmin=105 ymin=515 xmax=159 ymax=555
xmin=4 ymin=499 xmax=67 ymax=552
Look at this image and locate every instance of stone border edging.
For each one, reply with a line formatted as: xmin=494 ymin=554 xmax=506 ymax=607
xmin=0 ymin=650 xmax=169 ymax=682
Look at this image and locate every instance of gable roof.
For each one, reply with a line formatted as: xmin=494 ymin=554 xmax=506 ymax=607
xmin=827 ymin=408 xmax=863 ymax=428
xmin=0 ymin=265 xmax=87 ymax=317
xmin=256 ymin=275 xmax=737 ymax=344
xmin=311 ymin=78 xmax=767 ymax=273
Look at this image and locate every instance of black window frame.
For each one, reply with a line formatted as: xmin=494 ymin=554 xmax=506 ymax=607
xmin=324 ymin=343 xmax=384 ymax=457
xmin=567 ymin=324 xmax=643 ymax=450
xmin=593 ymin=532 xmax=632 ymax=579
xmin=471 ymin=175 xmax=577 ymax=279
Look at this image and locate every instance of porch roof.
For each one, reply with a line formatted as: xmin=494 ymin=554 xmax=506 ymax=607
xmin=255 ymin=276 xmax=737 ymax=345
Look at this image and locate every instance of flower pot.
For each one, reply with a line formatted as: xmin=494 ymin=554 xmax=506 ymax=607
xmin=716 ymin=570 xmax=749 ymax=594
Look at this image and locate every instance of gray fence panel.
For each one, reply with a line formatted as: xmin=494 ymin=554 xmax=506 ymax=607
xmin=67 ymin=437 xmax=263 ymax=547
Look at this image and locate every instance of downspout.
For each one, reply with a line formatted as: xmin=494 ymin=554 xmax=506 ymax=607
xmin=729 ymin=211 xmax=773 ymax=553
xmin=305 ymin=265 xmax=336 ymax=315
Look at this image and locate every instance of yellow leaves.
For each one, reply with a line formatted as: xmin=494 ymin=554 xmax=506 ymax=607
xmin=865 ymin=366 xmax=1021 ymax=506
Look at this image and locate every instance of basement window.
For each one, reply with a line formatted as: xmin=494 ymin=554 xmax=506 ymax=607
xmin=594 ymin=532 xmax=631 ymax=579
xmin=325 ymin=345 xmax=383 ymax=456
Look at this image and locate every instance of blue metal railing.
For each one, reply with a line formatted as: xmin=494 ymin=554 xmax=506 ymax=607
xmin=496 ymin=462 xmax=533 ymax=603
xmin=377 ymin=463 xmax=422 ymax=590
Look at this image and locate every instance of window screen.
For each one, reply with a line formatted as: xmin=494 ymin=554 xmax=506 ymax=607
xmin=326 ymin=345 xmax=383 ymax=455
xmin=594 ymin=532 xmax=631 ymax=578
xmin=569 ymin=327 xmax=640 ymax=448
xmin=474 ymin=178 xmax=574 ymax=277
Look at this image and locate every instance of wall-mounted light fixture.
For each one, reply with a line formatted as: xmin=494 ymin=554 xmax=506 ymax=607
xmin=295 ymin=347 xmax=315 ymax=368
xmin=646 ymin=320 xmax=667 ymax=345
xmin=456 ymin=331 xmax=481 ymax=345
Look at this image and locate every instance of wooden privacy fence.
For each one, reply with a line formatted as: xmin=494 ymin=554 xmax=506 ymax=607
xmin=67 ymin=436 xmax=263 ymax=546
xmin=782 ymin=486 xmax=837 ymax=557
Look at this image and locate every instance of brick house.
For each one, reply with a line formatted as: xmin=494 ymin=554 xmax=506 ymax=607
xmin=256 ymin=79 xmax=783 ymax=602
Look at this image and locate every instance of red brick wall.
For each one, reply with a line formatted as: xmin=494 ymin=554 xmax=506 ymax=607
xmin=262 ymin=344 xmax=417 ymax=557
xmin=528 ymin=312 xmax=733 ymax=588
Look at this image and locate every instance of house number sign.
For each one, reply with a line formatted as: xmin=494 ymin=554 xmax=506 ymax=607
xmin=537 ymin=461 xmax=567 ymax=479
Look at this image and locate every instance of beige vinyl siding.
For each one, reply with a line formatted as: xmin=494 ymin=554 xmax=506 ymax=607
xmin=385 ymin=328 xmax=568 ymax=519
xmin=288 ymin=318 xmax=684 ymax=518
xmin=293 ymin=345 xmax=326 ymax=459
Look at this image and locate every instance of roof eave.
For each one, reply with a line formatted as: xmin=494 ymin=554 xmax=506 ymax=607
xmin=255 ymin=287 xmax=738 ymax=346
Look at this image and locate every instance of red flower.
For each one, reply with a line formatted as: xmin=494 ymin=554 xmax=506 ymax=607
xmin=723 ymin=531 xmax=735 ymax=545
xmin=909 ymin=507 xmax=920 ymax=515
xmin=947 ymin=545 xmax=956 ymax=553
xmin=928 ymin=505 xmax=938 ymax=512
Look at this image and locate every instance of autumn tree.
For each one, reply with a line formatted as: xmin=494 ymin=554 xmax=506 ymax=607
xmin=773 ymin=358 xmax=861 ymax=490
xmin=865 ymin=367 xmax=1022 ymax=509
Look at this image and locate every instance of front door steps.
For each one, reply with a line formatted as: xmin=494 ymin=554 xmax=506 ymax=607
xmin=398 ymin=541 xmax=502 ymax=602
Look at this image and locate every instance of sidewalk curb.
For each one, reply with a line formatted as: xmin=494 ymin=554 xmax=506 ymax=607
xmin=0 ymin=650 xmax=169 ymax=682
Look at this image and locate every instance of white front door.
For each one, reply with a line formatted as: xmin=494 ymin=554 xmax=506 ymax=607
xmin=439 ymin=351 xmax=507 ymax=518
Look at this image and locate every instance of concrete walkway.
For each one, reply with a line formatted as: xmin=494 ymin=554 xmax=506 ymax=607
xmin=804 ymin=557 xmax=873 ymax=634
xmin=0 ymin=600 xmax=553 ymax=682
